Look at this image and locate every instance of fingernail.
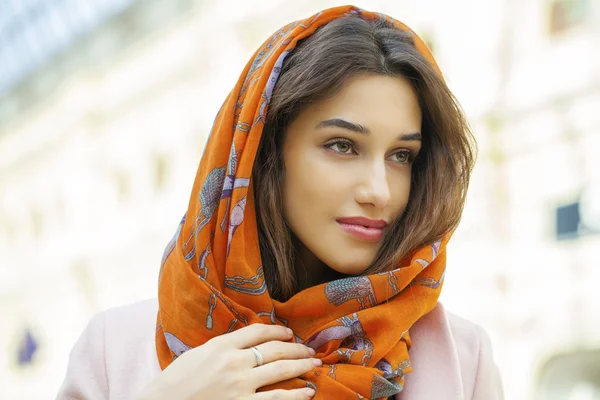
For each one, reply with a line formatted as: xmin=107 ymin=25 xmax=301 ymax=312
xmin=305 ymin=388 xmax=316 ymax=397
xmin=286 ymin=328 xmax=293 ymax=336
xmin=306 ymin=347 xmax=316 ymax=356
xmin=312 ymin=358 xmax=322 ymax=367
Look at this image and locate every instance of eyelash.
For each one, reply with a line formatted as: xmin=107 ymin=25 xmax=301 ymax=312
xmin=324 ymin=138 xmax=417 ymax=164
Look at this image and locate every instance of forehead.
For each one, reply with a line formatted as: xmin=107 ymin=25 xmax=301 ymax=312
xmin=302 ymin=74 xmax=422 ymax=131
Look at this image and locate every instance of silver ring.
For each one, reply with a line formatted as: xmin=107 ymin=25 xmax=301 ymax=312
xmin=250 ymin=346 xmax=264 ymax=367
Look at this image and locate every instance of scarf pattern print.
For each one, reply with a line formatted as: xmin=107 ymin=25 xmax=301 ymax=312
xmin=156 ymin=5 xmax=449 ymax=399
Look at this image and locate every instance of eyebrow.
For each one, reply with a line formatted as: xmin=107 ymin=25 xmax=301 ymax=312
xmin=315 ymin=118 xmax=422 ymax=142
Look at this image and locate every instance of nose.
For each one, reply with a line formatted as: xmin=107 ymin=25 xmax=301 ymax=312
xmin=354 ymin=160 xmax=391 ymax=209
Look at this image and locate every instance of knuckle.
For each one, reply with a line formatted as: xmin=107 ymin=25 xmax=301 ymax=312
xmin=277 ymin=362 xmax=295 ymax=378
xmin=285 ymin=344 xmax=302 ymax=358
xmin=223 ymin=352 xmax=239 ymax=367
xmin=213 ymin=356 xmax=229 ymax=372
xmin=278 ymin=360 xmax=310 ymax=379
xmin=273 ymin=348 xmax=286 ymax=360
xmin=225 ymin=350 xmax=245 ymax=367
xmin=253 ymin=323 xmax=270 ymax=336
xmin=232 ymin=373 xmax=245 ymax=387
xmin=263 ymin=339 xmax=280 ymax=348
xmin=274 ymin=325 xmax=289 ymax=338
xmin=268 ymin=340 xmax=286 ymax=354
xmin=226 ymin=370 xmax=247 ymax=388
xmin=211 ymin=349 xmax=237 ymax=371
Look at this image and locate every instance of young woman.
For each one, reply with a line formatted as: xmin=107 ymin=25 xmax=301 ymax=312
xmin=58 ymin=6 xmax=503 ymax=400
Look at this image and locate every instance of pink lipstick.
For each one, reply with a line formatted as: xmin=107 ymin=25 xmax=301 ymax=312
xmin=336 ymin=217 xmax=388 ymax=242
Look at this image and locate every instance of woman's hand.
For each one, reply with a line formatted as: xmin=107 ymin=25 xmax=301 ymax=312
xmin=136 ymin=324 xmax=321 ymax=400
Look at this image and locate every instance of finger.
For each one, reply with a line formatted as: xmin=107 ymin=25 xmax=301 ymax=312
xmin=251 ymin=358 xmax=322 ymax=388
xmin=215 ymin=324 xmax=293 ymax=349
xmin=250 ymin=341 xmax=315 ymax=366
xmin=247 ymin=387 xmax=316 ymax=400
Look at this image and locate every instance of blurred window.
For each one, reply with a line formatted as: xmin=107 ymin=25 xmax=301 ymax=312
xmin=0 ymin=0 xmax=135 ymax=95
xmin=556 ymin=201 xmax=580 ymax=240
xmin=548 ymin=0 xmax=591 ymax=35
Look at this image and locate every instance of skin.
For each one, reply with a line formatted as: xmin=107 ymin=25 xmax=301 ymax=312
xmin=136 ymin=324 xmax=321 ymax=400
xmin=282 ymin=74 xmax=423 ymax=289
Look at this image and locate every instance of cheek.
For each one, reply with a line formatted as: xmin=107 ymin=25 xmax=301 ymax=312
xmin=390 ymin=172 xmax=412 ymax=215
xmin=283 ymin=151 xmax=341 ymax=221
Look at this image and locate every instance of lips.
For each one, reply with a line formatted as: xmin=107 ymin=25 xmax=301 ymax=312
xmin=336 ymin=217 xmax=388 ymax=242
xmin=336 ymin=217 xmax=388 ymax=229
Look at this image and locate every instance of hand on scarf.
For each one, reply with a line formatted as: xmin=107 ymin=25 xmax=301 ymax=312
xmin=137 ymin=324 xmax=321 ymax=400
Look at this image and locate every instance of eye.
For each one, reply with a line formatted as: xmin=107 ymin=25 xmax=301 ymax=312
xmin=325 ymin=139 xmax=355 ymax=154
xmin=391 ymin=150 xmax=414 ymax=164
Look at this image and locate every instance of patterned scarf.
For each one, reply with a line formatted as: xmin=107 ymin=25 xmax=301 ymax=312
xmin=156 ymin=5 xmax=450 ymax=399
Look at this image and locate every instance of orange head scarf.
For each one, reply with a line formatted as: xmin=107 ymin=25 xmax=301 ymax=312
xmin=157 ymin=5 xmax=450 ymax=399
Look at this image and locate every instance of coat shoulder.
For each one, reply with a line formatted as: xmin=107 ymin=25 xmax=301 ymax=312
xmin=57 ymin=299 xmax=161 ymax=400
xmin=398 ymin=303 xmax=504 ymax=400
xmin=438 ymin=304 xmax=505 ymax=400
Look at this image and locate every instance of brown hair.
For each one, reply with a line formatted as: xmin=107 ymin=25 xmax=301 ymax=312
xmin=253 ymin=16 xmax=476 ymax=302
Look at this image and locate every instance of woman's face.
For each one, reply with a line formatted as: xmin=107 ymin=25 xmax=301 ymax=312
xmin=282 ymin=74 xmax=423 ymax=276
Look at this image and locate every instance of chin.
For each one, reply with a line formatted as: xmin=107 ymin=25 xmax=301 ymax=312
xmin=327 ymin=259 xmax=373 ymax=276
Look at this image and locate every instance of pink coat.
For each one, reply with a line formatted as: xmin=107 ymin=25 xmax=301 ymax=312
xmin=56 ymin=299 xmax=503 ymax=399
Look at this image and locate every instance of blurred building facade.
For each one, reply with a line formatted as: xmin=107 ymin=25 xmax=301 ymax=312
xmin=0 ymin=0 xmax=599 ymax=398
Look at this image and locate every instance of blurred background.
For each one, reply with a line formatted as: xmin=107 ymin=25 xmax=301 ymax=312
xmin=0 ymin=0 xmax=599 ymax=398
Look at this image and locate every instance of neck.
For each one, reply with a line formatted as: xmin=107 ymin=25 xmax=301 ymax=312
xmin=292 ymin=236 xmax=345 ymax=292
